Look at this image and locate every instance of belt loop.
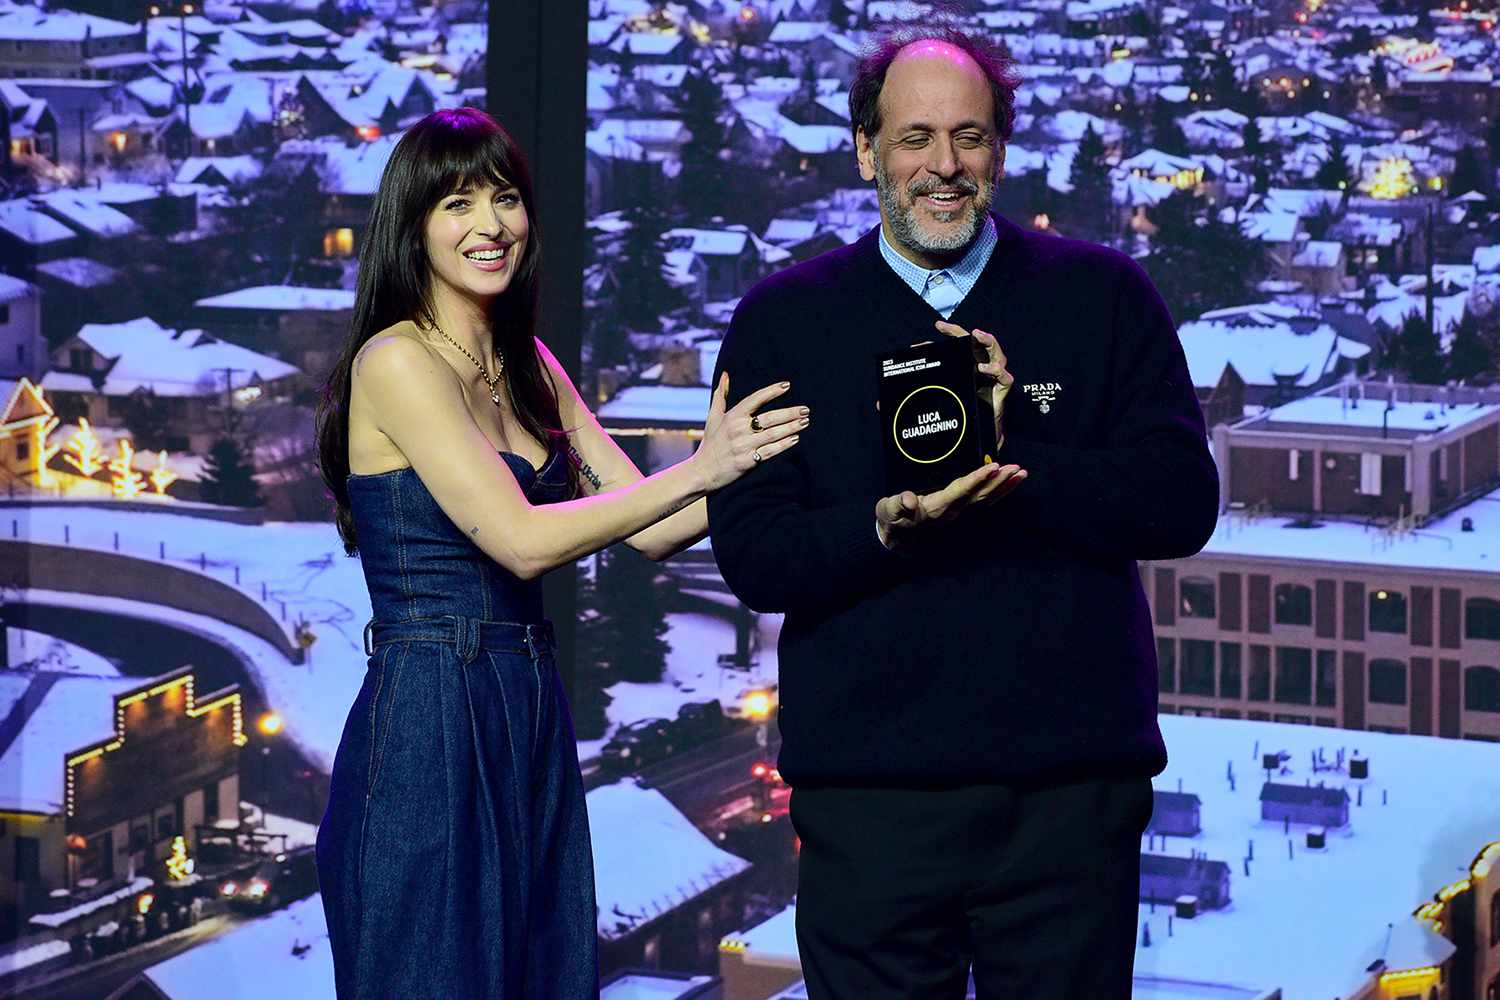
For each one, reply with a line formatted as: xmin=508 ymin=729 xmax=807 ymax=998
xmin=524 ymin=624 xmax=540 ymax=660
xmin=362 ymin=618 xmax=375 ymax=657
xmin=454 ymin=615 xmax=480 ymax=664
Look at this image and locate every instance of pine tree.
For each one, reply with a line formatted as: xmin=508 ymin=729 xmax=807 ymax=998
xmin=1242 ymin=118 xmax=1272 ymax=193
xmin=575 ymin=546 xmax=673 ymax=686
xmin=616 ymin=202 xmax=681 ymax=331
xmin=122 ymin=389 xmax=174 ymax=452
xmin=676 ymin=70 xmax=730 ymax=222
xmin=570 ymin=566 xmax=614 ymax=740
xmin=1450 ymin=145 xmax=1487 ymax=196
xmin=1315 ymin=132 xmax=1352 ymax=191
xmin=200 ymin=436 xmax=264 ymax=508
xmin=1390 ymin=313 xmax=1445 ymax=384
xmin=828 ymin=0 xmax=852 ymax=30
xmin=1117 ymin=90 xmax=1146 ymax=151
xmin=1143 ymin=190 xmax=1264 ymax=324
xmin=1152 ymin=98 xmax=1189 ymax=155
xmin=1068 ymin=123 xmax=1112 ymax=236
xmin=1447 ymin=310 xmax=1495 ymax=382
xmin=1209 ymin=54 xmax=1237 ymax=107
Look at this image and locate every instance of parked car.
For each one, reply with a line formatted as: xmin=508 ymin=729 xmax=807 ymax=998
xmin=599 ymin=718 xmax=677 ymax=774
xmin=221 ymin=846 xmax=319 ymax=912
xmin=675 ymin=699 xmax=730 ymax=743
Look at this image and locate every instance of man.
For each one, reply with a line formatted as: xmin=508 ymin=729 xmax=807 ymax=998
xmin=706 ymin=26 xmax=1220 ymax=1000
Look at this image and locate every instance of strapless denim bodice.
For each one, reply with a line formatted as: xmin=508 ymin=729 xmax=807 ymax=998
xmin=347 ymin=449 xmax=570 ymax=626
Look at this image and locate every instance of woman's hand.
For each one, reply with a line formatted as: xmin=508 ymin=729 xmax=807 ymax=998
xmin=935 ymin=320 xmax=1014 ymax=450
xmin=693 ymin=373 xmax=807 ymax=491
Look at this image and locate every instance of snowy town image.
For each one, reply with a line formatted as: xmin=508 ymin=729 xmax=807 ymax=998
xmin=0 ymin=0 xmax=1499 ymax=996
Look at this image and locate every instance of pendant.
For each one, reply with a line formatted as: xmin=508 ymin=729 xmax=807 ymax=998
xmin=489 ymin=387 xmax=502 ymax=406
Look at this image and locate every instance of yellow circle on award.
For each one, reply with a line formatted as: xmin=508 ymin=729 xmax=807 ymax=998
xmin=891 ymin=384 xmax=968 ymax=465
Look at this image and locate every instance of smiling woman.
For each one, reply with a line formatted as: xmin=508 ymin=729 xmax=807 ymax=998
xmin=308 ymin=106 xmax=803 ymax=999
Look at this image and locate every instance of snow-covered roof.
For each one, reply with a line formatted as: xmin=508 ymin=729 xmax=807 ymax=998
xmin=763 ymin=218 xmax=819 ymax=246
xmin=1290 ymin=240 xmax=1343 ymax=268
xmin=0 ymin=673 xmax=139 ymax=813
xmin=35 ymin=191 xmax=139 ymax=239
xmin=1205 ymin=477 xmax=1500 ymax=575
xmin=1239 ymin=211 xmax=1300 ymax=244
xmin=0 ymin=273 xmax=35 ymax=303
xmin=44 ymin=317 xmax=298 ymax=398
xmin=1177 ymin=320 xmax=1369 ymax=390
xmin=195 ymin=286 xmax=356 ymax=311
xmin=1473 ymin=245 xmax=1500 ymax=274
xmin=598 ymin=385 xmax=710 ymax=427
xmin=0 ymin=199 xmax=75 ymax=245
xmin=0 ymin=6 xmax=139 ymax=41
xmin=174 ymin=155 xmax=265 ymax=186
xmin=589 ymin=782 xmax=750 ymax=941
xmin=766 ymin=21 xmax=826 ymax=44
xmin=35 ymin=257 xmax=122 ymax=289
xmin=7 ymin=629 xmax=119 ymax=677
xmin=1252 ymin=392 xmax=1496 ymax=438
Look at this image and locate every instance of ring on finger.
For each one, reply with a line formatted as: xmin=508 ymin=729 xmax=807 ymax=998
xmin=750 ymin=415 xmax=762 ymax=433
xmin=752 ymin=450 xmax=762 ymax=463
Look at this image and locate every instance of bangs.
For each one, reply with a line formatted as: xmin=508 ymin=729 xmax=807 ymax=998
xmin=405 ymin=108 xmax=529 ymax=209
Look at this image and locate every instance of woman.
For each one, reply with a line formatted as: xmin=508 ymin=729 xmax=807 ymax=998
xmin=312 ymin=107 xmax=805 ymax=998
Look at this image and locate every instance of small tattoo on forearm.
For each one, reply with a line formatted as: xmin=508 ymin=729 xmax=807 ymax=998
xmin=570 ymin=445 xmax=603 ymax=491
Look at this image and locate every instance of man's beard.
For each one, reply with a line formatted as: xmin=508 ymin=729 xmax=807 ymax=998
xmin=875 ymin=152 xmax=995 ymax=258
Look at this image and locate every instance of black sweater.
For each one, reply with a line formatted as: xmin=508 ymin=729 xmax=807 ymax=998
xmin=706 ymin=213 xmax=1220 ymax=788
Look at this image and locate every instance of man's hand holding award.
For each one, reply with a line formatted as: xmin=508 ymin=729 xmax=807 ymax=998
xmin=875 ymin=320 xmax=1026 ymax=551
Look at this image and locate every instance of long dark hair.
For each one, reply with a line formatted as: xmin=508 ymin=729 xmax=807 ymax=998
xmin=315 ymin=107 xmax=577 ymax=555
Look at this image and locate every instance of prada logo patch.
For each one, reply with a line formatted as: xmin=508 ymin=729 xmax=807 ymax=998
xmin=1021 ymin=381 xmax=1062 ymax=414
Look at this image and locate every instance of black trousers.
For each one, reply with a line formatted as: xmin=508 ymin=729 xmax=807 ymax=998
xmin=789 ymin=775 xmax=1153 ymax=1000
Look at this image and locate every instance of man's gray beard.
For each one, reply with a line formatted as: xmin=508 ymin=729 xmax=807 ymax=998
xmin=875 ymin=153 xmax=993 ymax=257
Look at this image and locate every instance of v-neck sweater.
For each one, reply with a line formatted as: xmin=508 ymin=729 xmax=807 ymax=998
xmin=707 ymin=212 xmax=1220 ymax=788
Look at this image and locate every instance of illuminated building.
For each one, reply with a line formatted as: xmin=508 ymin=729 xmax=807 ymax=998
xmin=1146 ymin=381 xmax=1500 ymax=741
xmin=0 ymin=668 xmax=242 ymax=939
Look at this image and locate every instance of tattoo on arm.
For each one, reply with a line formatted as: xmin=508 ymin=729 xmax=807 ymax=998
xmin=569 ymin=445 xmax=603 ymax=491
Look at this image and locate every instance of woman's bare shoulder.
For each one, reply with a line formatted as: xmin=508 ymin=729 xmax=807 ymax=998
xmin=353 ymin=320 xmax=434 ymax=378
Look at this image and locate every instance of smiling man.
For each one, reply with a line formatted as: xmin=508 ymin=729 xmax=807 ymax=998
xmin=707 ymin=27 xmax=1220 ymax=1000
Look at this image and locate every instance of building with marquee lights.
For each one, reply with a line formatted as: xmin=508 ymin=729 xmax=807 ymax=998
xmin=0 ymin=666 xmax=244 ymax=940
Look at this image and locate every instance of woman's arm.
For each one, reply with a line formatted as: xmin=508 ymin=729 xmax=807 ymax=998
xmin=353 ymin=334 xmax=797 ymax=579
xmin=534 ymin=339 xmax=808 ymax=561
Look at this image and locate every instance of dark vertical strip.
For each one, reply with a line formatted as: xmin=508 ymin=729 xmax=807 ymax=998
xmin=1247 ymin=574 xmax=1270 ymax=634
xmin=1409 ymin=657 xmax=1433 ymax=736
xmin=1218 ymin=571 xmax=1242 ymax=632
xmin=1438 ymin=588 xmax=1462 ymax=650
xmin=1342 ymin=581 xmax=1365 ymax=641
xmin=1411 ymin=586 xmax=1433 ymax=648
xmin=1342 ymin=651 xmax=1365 ymax=730
xmin=1314 ymin=578 xmax=1336 ymax=639
xmin=488 ymin=0 xmax=587 ymax=697
xmin=1155 ymin=567 xmax=1176 ymax=627
xmin=1438 ymin=659 xmax=1461 ymax=738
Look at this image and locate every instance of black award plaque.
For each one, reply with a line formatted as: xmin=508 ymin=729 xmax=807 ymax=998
xmin=878 ymin=336 xmax=996 ymax=496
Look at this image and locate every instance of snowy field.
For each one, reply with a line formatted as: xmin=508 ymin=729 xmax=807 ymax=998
xmin=13 ymin=505 xmax=768 ymax=771
xmin=5 ymin=627 xmax=119 ymax=675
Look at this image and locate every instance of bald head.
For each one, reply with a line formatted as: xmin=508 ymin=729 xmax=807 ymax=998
xmin=847 ymin=27 xmax=1020 ymax=147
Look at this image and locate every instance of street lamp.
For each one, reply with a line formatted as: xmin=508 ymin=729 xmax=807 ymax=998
xmin=148 ymin=2 xmax=195 ymax=139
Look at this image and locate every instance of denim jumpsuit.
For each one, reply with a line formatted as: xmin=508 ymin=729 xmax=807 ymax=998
xmin=316 ymin=450 xmax=598 ymax=999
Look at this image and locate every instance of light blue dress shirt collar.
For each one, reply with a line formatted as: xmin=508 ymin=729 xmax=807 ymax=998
xmin=876 ymin=214 xmax=999 ymax=319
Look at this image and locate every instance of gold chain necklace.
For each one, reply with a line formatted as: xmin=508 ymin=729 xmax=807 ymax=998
xmin=432 ymin=324 xmax=506 ymax=407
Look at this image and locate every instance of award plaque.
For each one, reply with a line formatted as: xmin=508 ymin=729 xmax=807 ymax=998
xmin=878 ymin=336 xmax=996 ymax=495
